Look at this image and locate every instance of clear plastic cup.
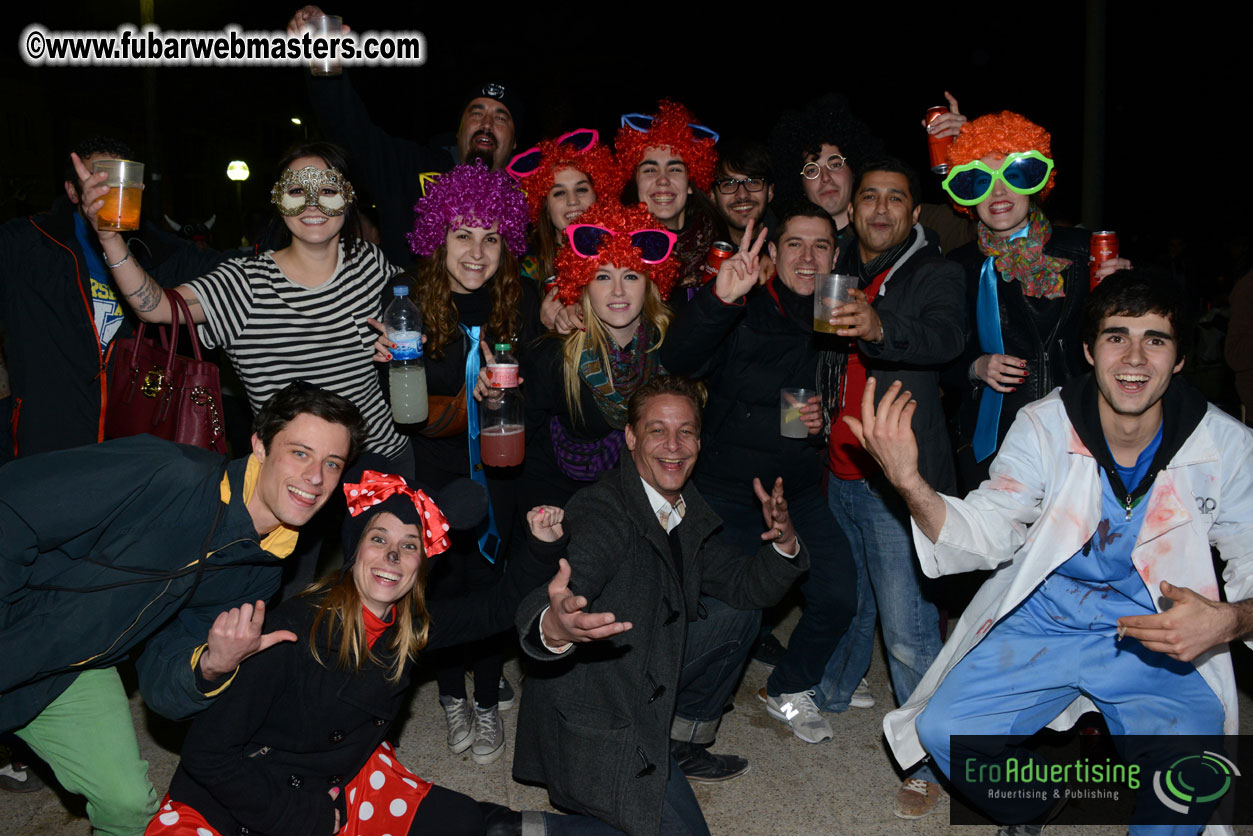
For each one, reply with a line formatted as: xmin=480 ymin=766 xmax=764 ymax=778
xmin=813 ymin=273 xmax=858 ymax=334
xmin=93 ymin=159 xmax=144 ymax=231
xmin=780 ymin=387 xmax=814 ymax=438
xmin=309 ymin=14 xmax=344 ymax=77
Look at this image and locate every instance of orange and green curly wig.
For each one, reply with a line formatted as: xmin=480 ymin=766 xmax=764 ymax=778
xmin=946 ymin=110 xmax=1056 ymax=209
xmin=614 ymin=100 xmax=719 ymax=193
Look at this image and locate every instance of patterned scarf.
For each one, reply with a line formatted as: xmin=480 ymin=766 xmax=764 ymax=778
xmin=977 ymin=204 xmax=1072 ymax=299
xmin=578 ymin=322 xmax=663 ymax=430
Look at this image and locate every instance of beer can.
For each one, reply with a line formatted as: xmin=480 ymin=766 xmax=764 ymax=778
xmin=702 ymin=241 xmax=735 ymax=283
xmin=925 ymin=106 xmax=953 ymax=175
xmin=1089 ymin=231 xmax=1119 ymax=290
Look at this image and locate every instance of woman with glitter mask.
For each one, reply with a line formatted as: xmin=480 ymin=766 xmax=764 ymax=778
xmin=77 ymin=140 xmax=411 ymax=469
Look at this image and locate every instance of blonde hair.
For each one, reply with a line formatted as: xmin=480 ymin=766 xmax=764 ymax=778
xmin=305 ymin=533 xmax=432 ymax=684
xmin=560 ymin=279 xmax=671 ymax=424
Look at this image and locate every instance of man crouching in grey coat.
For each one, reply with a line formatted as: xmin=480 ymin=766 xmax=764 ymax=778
xmin=513 ymin=375 xmax=809 ymax=836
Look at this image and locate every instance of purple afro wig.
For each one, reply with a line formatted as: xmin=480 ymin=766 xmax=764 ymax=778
xmin=407 ymin=162 xmax=529 ymax=257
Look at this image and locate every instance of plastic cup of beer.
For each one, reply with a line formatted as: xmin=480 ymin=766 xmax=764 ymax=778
xmin=309 ymin=14 xmax=344 ymax=77
xmin=813 ymin=273 xmax=858 ymax=334
xmin=780 ymin=388 xmax=814 ymax=438
xmin=93 ymin=159 xmax=144 ymax=232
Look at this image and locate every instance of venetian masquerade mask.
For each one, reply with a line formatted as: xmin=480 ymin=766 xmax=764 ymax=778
xmin=271 ymin=165 xmax=357 ymax=217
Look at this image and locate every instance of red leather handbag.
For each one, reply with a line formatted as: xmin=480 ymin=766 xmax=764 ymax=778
xmin=105 ymin=289 xmax=227 ymax=453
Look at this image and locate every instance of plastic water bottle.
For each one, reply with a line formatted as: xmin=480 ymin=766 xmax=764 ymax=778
xmin=384 ymin=285 xmax=428 ymax=424
xmin=479 ymin=342 xmax=523 ymax=466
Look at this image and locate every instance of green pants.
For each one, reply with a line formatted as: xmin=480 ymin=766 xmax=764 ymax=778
xmin=16 ymin=668 xmax=158 ymax=836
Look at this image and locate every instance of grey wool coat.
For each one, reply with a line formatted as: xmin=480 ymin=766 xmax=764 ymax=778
xmin=512 ymin=455 xmax=808 ymax=836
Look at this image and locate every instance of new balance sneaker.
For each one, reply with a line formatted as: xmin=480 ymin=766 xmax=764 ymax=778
xmin=894 ymin=777 xmax=943 ymax=819
xmin=850 ymin=677 xmax=876 ymax=708
xmin=440 ymin=695 xmax=474 ymax=754
xmin=758 ymin=688 xmax=833 ymax=744
xmin=471 ymin=704 xmax=505 ymax=765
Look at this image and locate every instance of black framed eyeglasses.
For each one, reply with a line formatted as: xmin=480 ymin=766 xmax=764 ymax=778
xmin=714 ymin=177 xmax=768 ymax=194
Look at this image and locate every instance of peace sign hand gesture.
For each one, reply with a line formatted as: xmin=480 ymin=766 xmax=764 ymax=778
xmin=713 ymin=219 xmax=769 ymax=304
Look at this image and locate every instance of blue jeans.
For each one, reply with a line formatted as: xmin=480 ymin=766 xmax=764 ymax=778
xmin=703 ymin=489 xmax=856 ymax=696
xmin=819 ymin=476 xmax=942 ymax=782
xmin=541 ymin=755 xmax=711 ymax=836
xmin=671 ymin=594 xmax=759 ymax=744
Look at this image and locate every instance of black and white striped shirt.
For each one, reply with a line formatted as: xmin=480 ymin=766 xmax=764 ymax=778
xmin=187 ymin=241 xmax=406 ymax=457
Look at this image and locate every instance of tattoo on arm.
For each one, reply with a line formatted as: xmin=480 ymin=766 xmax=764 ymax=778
xmin=126 ymin=276 xmax=163 ymax=313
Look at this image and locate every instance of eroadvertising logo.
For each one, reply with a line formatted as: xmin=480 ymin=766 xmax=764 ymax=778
xmin=1152 ymin=751 xmax=1240 ymax=815
xmin=950 ymin=734 xmax=1250 ymax=828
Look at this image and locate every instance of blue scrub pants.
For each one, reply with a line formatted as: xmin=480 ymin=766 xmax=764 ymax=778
xmin=916 ymin=575 xmax=1225 ymax=836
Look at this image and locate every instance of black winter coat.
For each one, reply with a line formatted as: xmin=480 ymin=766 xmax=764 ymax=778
xmin=946 ymin=225 xmax=1091 ymax=478
xmin=661 ymin=279 xmax=826 ymax=504
xmin=835 ymin=225 xmax=966 ymax=494
xmin=520 ymin=334 xmax=625 ymax=509
xmin=169 ymin=533 xmax=561 ymax=836
xmin=512 ymin=456 xmax=808 ymax=836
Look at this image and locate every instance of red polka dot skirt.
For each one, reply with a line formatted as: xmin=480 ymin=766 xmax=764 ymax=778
xmin=145 ymin=742 xmax=434 ymax=836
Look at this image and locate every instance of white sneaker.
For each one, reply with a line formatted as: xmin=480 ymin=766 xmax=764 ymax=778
xmin=850 ymin=677 xmax=876 ymax=708
xmin=760 ymin=688 xmax=833 ymax=744
xmin=470 ymin=704 xmax=505 ymax=765
xmin=439 ymin=695 xmax=473 ymax=754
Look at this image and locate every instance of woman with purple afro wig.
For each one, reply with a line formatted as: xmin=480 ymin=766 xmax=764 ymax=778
xmin=377 ymin=161 xmax=540 ymax=766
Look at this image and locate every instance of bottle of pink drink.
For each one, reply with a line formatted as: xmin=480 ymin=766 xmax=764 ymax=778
xmin=479 ymin=342 xmax=524 ymax=466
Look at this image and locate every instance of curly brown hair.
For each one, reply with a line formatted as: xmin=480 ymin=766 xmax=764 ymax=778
xmin=416 ymin=242 xmax=525 ymax=360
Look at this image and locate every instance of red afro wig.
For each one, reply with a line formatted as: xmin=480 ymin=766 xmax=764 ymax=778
xmin=512 ymin=132 xmax=626 ymax=226
xmin=946 ymin=111 xmax=1056 ymax=208
xmin=614 ymin=100 xmax=719 ymax=193
xmin=553 ymin=202 xmax=679 ymax=306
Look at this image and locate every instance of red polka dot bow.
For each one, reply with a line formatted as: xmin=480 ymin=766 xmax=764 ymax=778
xmin=343 ymin=471 xmax=452 ymax=557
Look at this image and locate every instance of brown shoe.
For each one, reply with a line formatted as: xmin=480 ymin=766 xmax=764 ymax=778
xmin=894 ymin=777 xmax=943 ymax=819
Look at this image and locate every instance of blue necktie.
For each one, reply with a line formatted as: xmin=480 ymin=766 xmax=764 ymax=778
xmin=972 ymin=227 xmax=1029 ymax=463
xmin=461 ymin=324 xmax=501 ymax=563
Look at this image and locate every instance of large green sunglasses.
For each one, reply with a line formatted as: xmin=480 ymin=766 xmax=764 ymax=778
xmin=941 ymin=150 xmax=1054 ymax=206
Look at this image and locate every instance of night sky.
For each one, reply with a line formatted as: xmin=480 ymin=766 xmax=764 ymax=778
xmin=3 ymin=3 xmax=1245 ymax=286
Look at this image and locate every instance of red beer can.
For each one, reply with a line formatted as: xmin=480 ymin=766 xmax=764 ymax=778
xmin=925 ymin=106 xmax=953 ymax=175
xmin=701 ymin=241 xmax=734 ymax=283
xmin=1089 ymin=231 xmax=1119 ymax=290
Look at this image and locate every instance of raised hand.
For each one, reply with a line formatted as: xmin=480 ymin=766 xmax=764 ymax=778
xmin=844 ymin=378 xmax=922 ymax=491
xmin=198 ymin=600 xmax=297 ymax=682
xmin=713 ymin=219 xmax=768 ymax=304
xmin=527 ymin=505 xmax=565 ymax=542
xmin=753 ymin=476 xmax=798 ymax=553
xmin=923 ymin=91 xmax=967 ymax=139
xmin=286 ymin=5 xmax=349 ymax=36
xmin=539 ymin=558 xmax=632 ymax=647
xmin=70 ymin=152 xmax=121 ymax=242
